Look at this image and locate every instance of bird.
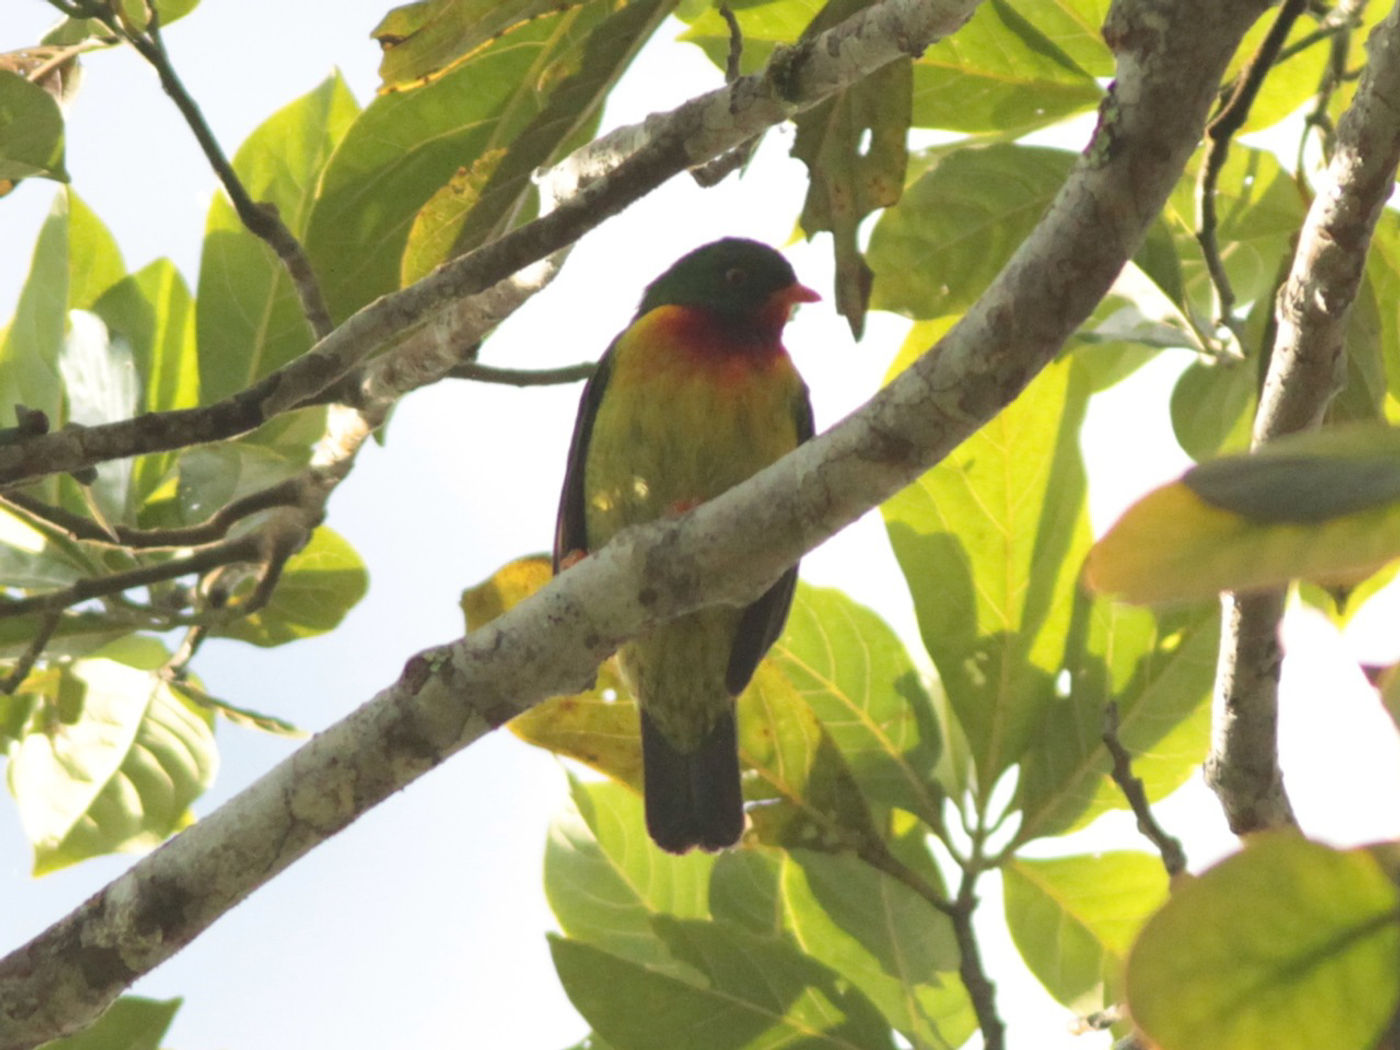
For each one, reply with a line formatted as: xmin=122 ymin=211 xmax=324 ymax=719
xmin=553 ymin=237 xmax=818 ymax=853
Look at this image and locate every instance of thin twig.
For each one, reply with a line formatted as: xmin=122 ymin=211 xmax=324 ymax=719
xmin=49 ymin=1 xmax=334 ymax=339
xmin=444 ymin=361 xmax=595 ymax=387
xmin=0 ymin=613 xmax=61 ymax=695
xmin=1196 ymin=0 xmax=1309 ymax=349
xmin=0 ymin=478 xmax=304 ymax=550
xmin=691 ymin=3 xmax=761 ymax=187
xmin=0 ymin=535 xmax=261 ymax=619
xmin=950 ymin=868 xmax=1005 ymax=1050
xmin=1102 ymin=703 xmax=1187 ymax=877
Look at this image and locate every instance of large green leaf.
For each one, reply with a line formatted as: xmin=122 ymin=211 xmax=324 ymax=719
xmin=883 ymin=343 xmax=1091 ymax=790
xmin=545 ymin=777 xmax=715 ymax=976
xmin=551 ymin=918 xmax=896 ymax=1050
xmin=213 ymin=526 xmax=368 ymax=646
xmin=308 ymin=1 xmax=655 ymax=324
xmin=35 ymin=996 xmax=181 ymax=1050
xmin=781 ymin=850 xmax=974 ymax=1049
xmin=791 ymin=1 xmax=910 ymax=338
xmin=868 ymin=145 xmax=1078 ymax=320
xmin=8 ymin=638 xmax=217 ymax=873
xmin=399 ymin=0 xmax=673 ymax=285
xmin=0 ymin=69 xmax=68 ymax=182
xmin=1003 ymin=851 xmax=1168 ymax=1013
xmin=1127 ymin=835 xmax=1400 ymax=1050
xmin=774 ymin=585 xmax=941 ymax=825
xmin=1014 ymin=597 xmax=1218 ymax=842
xmin=196 ymin=72 xmax=359 ymax=403
xmin=682 ymin=0 xmax=1103 ymax=134
xmin=911 ymin=0 xmax=1102 ymax=133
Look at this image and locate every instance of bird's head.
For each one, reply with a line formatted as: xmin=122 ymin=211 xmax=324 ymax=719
xmin=636 ymin=238 xmax=819 ymax=343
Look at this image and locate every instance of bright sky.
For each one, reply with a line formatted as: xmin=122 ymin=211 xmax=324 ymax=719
xmin=4 ymin=4 xmax=1400 ymax=1049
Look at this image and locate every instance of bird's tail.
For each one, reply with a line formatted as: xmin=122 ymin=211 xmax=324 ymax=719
xmin=640 ymin=708 xmax=742 ymax=853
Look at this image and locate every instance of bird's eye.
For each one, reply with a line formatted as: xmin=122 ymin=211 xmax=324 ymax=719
xmin=724 ymin=267 xmax=747 ymax=286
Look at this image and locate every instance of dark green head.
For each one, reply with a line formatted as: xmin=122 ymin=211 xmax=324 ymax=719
xmin=637 ymin=238 xmax=817 ymax=326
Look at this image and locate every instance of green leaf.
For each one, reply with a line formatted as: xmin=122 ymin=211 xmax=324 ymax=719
xmin=883 ymin=345 xmax=1091 ymax=789
xmin=739 ymin=661 xmax=883 ymax=851
xmin=1003 ymin=852 xmax=1168 ymax=1013
xmin=403 ymin=0 xmax=673 ymax=283
xmin=35 ymin=996 xmax=182 ymax=1050
xmin=1015 ymin=597 xmax=1218 ymax=841
xmin=91 ymin=259 xmax=199 ymax=513
xmin=775 ymin=585 xmax=942 ymax=825
xmin=1169 ymin=354 xmax=1256 ymax=462
xmin=1 ymin=193 xmax=70 ymax=427
xmin=0 ymin=189 xmax=125 ymax=433
xmin=545 ymin=777 xmax=714 ymax=975
xmin=781 ymin=850 xmax=974 ymax=1049
xmin=374 ymin=0 xmax=583 ymax=88
xmin=175 ymin=440 xmax=306 ymax=523
xmin=308 ymin=1 xmax=660 ymax=324
xmin=1087 ymin=424 xmax=1400 ymax=603
xmin=1127 ymin=835 xmax=1400 ymax=1050
xmin=792 ymin=1 xmax=910 ymax=339
xmin=65 ymin=189 xmax=126 ymax=314
xmin=214 ymin=526 xmax=368 ymax=646
xmin=0 ymin=70 xmax=68 ymax=182
xmin=196 ymin=72 xmax=359 ymax=404
xmin=551 ymin=919 xmax=896 ymax=1050
xmin=8 ymin=639 xmax=217 ymax=873
xmin=869 ymin=145 xmax=1077 ymax=320
xmin=910 ymin=0 xmax=1103 ymax=134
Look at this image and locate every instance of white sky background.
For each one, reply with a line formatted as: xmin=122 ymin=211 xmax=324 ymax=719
xmin=3 ymin=3 xmax=1400 ymax=1048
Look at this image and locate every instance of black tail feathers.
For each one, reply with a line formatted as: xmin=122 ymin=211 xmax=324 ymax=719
xmin=640 ymin=709 xmax=742 ymax=853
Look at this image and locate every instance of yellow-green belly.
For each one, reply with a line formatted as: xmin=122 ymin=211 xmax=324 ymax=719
xmin=583 ymin=312 xmax=803 ymax=750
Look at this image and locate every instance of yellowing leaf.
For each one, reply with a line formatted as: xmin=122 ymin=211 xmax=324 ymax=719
xmin=1127 ymin=835 xmax=1400 ymax=1050
xmin=1088 ymin=428 xmax=1400 ymax=604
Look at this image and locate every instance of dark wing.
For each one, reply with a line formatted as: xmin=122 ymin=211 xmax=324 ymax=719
xmin=725 ymin=380 xmax=814 ymax=695
xmin=553 ymin=345 xmax=615 ymax=573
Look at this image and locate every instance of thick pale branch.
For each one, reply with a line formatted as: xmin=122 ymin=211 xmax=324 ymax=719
xmin=1207 ymin=0 xmax=1400 ymax=835
xmin=0 ymin=0 xmax=1271 ymax=1045
xmin=0 ymin=0 xmax=975 ymax=489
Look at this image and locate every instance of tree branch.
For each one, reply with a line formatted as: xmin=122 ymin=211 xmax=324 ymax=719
xmin=1103 ymin=703 xmax=1187 ymax=878
xmin=0 ymin=0 xmax=1271 ymax=1044
xmin=1206 ymin=0 xmax=1400 ymax=835
xmin=0 ymin=0 xmax=976 ymax=490
xmin=1195 ymin=0 xmax=1309 ymax=352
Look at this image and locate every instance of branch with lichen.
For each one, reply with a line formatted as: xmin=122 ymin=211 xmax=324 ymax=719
xmin=1207 ymin=0 xmax=1400 ymax=835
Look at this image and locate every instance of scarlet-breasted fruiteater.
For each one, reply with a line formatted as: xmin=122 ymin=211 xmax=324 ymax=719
xmin=554 ymin=238 xmax=817 ymax=853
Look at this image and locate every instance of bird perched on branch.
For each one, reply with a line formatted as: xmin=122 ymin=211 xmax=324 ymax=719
xmin=554 ymin=237 xmax=818 ymax=853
